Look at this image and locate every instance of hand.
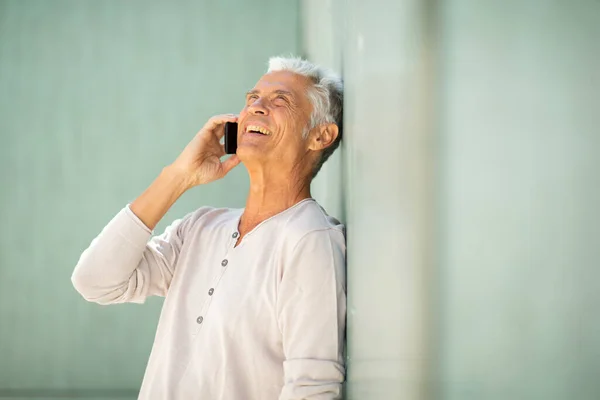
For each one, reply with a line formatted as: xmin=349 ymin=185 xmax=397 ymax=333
xmin=170 ymin=114 xmax=241 ymax=188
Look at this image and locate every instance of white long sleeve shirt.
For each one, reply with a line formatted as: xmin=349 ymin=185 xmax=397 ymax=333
xmin=71 ymin=198 xmax=346 ymax=399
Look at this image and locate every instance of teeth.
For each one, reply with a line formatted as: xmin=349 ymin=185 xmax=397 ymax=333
xmin=246 ymin=125 xmax=271 ymax=135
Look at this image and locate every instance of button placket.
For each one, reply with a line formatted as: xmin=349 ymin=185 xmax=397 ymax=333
xmin=193 ymin=243 xmax=234 ymax=335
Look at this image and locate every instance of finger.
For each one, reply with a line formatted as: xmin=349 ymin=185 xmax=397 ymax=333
xmin=203 ymin=114 xmax=238 ymax=139
xmin=221 ymin=154 xmax=241 ymax=175
xmin=212 ymin=122 xmax=227 ymax=141
xmin=218 ymin=144 xmax=226 ymax=158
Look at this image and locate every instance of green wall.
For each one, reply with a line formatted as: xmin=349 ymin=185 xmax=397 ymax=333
xmin=436 ymin=2 xmax=600 ymax=399
xmin=303 ymin=1 xmax=600 ymax=399
xmin=0 ymin=0 xmax=298 ymax=397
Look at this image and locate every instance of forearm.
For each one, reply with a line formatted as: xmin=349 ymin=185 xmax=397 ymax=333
xmin=280 ymin=360 xmax=344 ymax=399
xmin=130 ymin=165 xmax=190 ymax=231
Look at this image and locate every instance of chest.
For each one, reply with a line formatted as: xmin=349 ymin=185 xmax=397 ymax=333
xmin=165 ymin=226 xmax=284 ymax=339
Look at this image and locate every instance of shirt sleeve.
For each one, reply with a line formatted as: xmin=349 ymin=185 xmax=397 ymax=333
xmin=277 ymin=228 xmax=347 ymax=400
xmin=71 ymin=205 xmax=195 ymax=305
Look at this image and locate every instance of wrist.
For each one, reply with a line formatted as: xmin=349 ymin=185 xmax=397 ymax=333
xmin=161 ymin=165 xmax=193 ymax=195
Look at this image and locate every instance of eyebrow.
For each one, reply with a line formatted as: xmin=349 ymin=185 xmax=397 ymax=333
xmin=273 ymin=90 xmax=293 ymax=97
xmin=245 ymin=89 xmax=294 ymax=97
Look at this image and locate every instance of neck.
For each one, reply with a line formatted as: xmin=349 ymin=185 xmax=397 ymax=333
xmin=239 ymin=167 xmax=312 ymax=234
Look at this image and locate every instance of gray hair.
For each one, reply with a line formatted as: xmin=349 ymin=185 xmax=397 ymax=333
xmin=267 ymin=56 xmax=343 ymax=177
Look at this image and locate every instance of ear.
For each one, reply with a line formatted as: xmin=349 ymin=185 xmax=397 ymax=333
xmin=307 ymin=123 xmax=339 ymax=151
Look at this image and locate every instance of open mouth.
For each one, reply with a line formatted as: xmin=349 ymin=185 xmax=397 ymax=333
xmin=245 ymin=125 xmax=272 ymax=136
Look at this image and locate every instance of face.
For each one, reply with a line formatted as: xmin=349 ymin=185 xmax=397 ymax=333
xmin=237 ymin=71 xmax=315 ymax=174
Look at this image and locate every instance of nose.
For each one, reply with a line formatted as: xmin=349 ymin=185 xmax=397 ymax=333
xmin=248 ymin=98 xmax=269 ymax=116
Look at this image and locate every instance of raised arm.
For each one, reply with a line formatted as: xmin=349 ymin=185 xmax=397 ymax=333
xmin=71 ymin=114 xmax=241 ymax=305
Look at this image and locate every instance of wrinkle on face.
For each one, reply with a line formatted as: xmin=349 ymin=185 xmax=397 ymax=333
xmin=234 ymin=72 xmax=326 ymax=236
xmin=237 ymin=71 xmax=317 ymax=180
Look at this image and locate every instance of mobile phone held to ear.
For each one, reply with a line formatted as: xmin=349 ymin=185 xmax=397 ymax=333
xmin=224 ymin=122 xmax=238 ymax=154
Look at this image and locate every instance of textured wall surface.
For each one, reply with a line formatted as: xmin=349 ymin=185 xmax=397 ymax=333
xmin=341 ymin=1 xmax=437 ymax=399
xmin=436 ymin=2 xmax=600 ymax=399
xmin=0 ymin=0 xmax=298 ymax=396
xmin=302 ymin=1 xmax=600 ymax=400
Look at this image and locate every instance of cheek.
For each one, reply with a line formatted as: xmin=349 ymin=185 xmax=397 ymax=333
xmin=279 ymin=105 xmax=308 ymax=131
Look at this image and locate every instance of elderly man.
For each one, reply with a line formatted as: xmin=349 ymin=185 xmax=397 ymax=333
xmin=71 ymin=57 xmax=346 ymax=399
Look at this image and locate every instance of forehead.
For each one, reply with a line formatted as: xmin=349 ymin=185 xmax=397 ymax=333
xmin=251 ymin=71 xmax=313 ymax=97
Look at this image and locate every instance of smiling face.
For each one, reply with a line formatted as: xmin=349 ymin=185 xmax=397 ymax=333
xmin=237 ymin=70 xmax=317 ymax=176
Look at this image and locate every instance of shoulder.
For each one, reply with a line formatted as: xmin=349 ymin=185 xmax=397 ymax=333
xmin=186 ymin=206 xmax=240 ymax=224
xmin=170 ymin=206 xmax=242 ymax=236
xmin=279 ymin=199 xmax=345 ymax=253
xmin=277 ymin=201 xmax=346 ymax=288
xmin=284 ymin=199 xmax=344 ymax=233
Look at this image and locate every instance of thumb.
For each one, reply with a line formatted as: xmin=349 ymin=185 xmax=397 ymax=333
xmin=221 ymin=154 xmax=241 ymax=175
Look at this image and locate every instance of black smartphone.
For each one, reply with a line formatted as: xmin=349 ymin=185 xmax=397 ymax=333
xmin=224 ymin=122 xmax=238 ymax=154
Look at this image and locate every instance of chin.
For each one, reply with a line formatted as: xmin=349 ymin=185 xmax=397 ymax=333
xmin=236 ymin=144 xmax=268 ymax=163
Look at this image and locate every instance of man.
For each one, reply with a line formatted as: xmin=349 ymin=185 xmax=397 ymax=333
xmin=71 ymin=56 xmax=346 ymax=399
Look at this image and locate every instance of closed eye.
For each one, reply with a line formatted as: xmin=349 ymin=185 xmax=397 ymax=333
xmin=273 ymin=95 xmax=289 ymax=105
xmin=245 ymin=94 xmax=259 ymax=106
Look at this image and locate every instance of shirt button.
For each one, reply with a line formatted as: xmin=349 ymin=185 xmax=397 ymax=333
xmin=196 ymin=316 xmax=203 ymax=324
xmin=232 ymin=232 xmax=239 ymax=238
xmin=208 ymin=288 xmax=214 ymax=295
xmin=221 ymin=259 xmax=228 ymax=267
